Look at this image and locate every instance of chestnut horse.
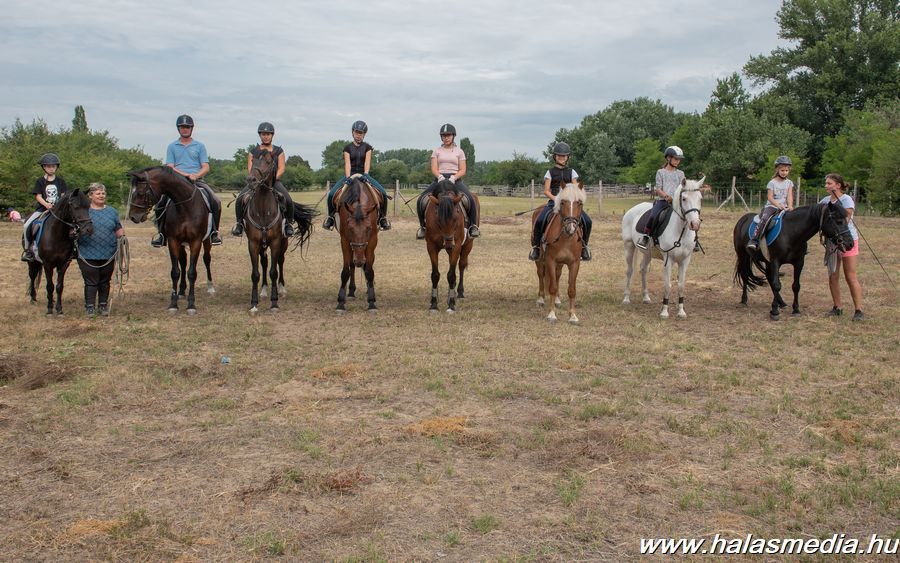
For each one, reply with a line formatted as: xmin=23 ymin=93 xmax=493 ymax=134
xmin=27 ymin=189 xmax=93 ymax=315
xmin=334 ymin=176 xmax=381 ymax=312
xmin=127 ymin=166 xmax=215 ymax=314
xmin=532 ymin=181 xmax=586 ymax=323
xmin=424 ymin=179 xmax=478 ymax=312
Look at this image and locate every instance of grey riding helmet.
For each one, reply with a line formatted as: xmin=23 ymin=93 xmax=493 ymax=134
xmin=439 ymin=123 xmax=456 ymax=136
xmin=176 ymin=114 xmax=194 ymax=128
xmin=552 ymin=142 xmax=571 ymax=156
xmin=352 ymin=120 xmax=368 ymax=133
xmin=258 ymin=122 xmax=275 ymax=134
xmin=774 ymin=155 xmax=792 ymax=167
xmin=38 ymin=153 xmax=61 ymax=166
xmin=664 ymin=146 xmax=685 ymax=160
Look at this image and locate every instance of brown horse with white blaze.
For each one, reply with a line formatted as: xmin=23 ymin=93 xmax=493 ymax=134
xmin=533 ymin=181 xmax=586 ymax=323
xmin=335 ymin=177 xmax=381 ymax=312
xmin=424 ymin=179 xmax=478 ymax=312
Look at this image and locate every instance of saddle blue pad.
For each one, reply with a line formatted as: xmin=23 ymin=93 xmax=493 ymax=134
xmin=749 ymin=213 xmax=783 ymax=245
xmin=33 ymin=218 xmax=46 ymax=247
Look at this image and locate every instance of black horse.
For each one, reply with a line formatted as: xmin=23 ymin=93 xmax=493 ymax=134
xmin=733 ymin=201 xmax=854 ymax=320
xmin=27 ymin=190 xmax=93 ymax=315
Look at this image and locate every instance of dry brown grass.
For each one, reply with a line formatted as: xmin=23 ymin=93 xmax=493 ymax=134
xmin=0 ymin=200 xmax=897 ymax=561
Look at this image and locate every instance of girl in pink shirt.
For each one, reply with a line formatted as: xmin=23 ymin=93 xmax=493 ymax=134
xmin=416 ymin=123 xmax=480 ymax=239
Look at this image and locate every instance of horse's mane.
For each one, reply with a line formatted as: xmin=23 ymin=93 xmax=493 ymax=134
xmin=553 ymin=183 xmax=586 ymax=211
xmin=435 ymin=181 xmax=459 ymax=225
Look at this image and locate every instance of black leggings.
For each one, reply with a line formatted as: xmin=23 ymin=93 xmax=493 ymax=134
xmin=78 ymin=258 xmax=115 ymax=308
xmin=236 ymin=181 xmax=295 ymax=223
xmin=154 ymin=182 xmax=222 ymax=232
xmin=417 ymin=177 xmax=478 ymax=228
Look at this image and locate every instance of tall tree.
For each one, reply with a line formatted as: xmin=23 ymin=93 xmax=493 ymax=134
xmin=321 ymin=140 xmax=350 ymax=169
xmin=72 ymin=105 xmax=88 ymax=133
xmin=459 ymin=137 xmax=475 ymax=168
xmin=707 ymin=73 xmax=750 ymax=113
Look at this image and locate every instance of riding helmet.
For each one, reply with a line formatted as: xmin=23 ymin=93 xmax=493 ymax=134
xmin=664 ymin=146 xmax=685 ymax=160
xmin=352 ymin=120 xmax=368 ymax=133
xmin=176 ymin=114 xmax=194 ymax=128
xmin=439 ymin=123 xmax=456 ymax=136
xmin=552 ymin=142 xmax=571 ymax=156
xmin=38 ymin=153 xmax=61 ymax=166
xmin=258 ymin=122 xmax=275 ymax=134
xmin=774 ymin=155 xmax=793 ymax=167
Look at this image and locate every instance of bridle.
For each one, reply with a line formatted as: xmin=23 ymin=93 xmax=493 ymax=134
xmin=50 ymin=194 xmax=92 ymax=238
xmin=818 ymin=202 xmax=852 ymax=251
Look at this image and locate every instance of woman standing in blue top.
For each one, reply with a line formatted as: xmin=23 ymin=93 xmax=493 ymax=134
xmin=77 ymin=183 xmax=123 ymax=317
xmin=821 ymin=173 xmax=864 ymax=321
xmin=322 ymin=121 xmax=391 ymax=231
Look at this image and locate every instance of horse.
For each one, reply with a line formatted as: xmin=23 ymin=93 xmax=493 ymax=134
xmin=126 ymin=166 xmax=216 ymax=314
xmin=424 ymin=179 xmax=479 ymax=312
xmin=533 ymin=181 xmax=587 ymax=323
xmin=621 ymin=177 xmax=706 ymax=318
xmin=334 ymin=176 xmax=382 ymax=312
xmin=27 ymin=190 xmax=93 ymax=315
xmin=733 ymin=201 xmax=854 ymax=320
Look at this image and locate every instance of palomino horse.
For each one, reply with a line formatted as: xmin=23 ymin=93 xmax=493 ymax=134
xmin=621 ymin=177 xmax=705 ymax=318
xmin=127 ymin=166 xmax=215 ymax=314
xmin=27 ymin=189 xmax=93 ymax=315
xmin=334 ymin=176 xmax=382 ymax=312
xmin=424 ymin=179 xmax=479 ymax=312
xmin=532 ymin=181 xmax=587 ymax=323
xmin=733 ymin=201 xmax=853 ymax=320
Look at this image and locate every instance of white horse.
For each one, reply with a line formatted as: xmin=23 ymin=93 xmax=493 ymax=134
xmin=621 ymin=177 xmax=705 ymax=318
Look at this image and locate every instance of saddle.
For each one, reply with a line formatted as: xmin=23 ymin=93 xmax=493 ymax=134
xmin=335 ymin=180 xmax=381 ymax=207
xmin=636 ymin=205 xmax=673 ymax=241
xmin=748 ymin=211 xmax=785 ymax=246
xmin=418 ymin=191 xmax=471 ymax=227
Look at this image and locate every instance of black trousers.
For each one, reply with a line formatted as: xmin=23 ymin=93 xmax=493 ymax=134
xmin=154 ymin=181 xmax=221 ymax=232
xmin=78 ymin=258 xmax=115 ymax=308
xmin=236 ymin=181 xmax=295 ymax=224
xmin=417 ymin=177 xmax=478 ymax=228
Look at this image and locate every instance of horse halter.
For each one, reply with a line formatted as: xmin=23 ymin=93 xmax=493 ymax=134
xmin=51 ymin=195 xmax=92 ymax=238
xmin=128 ymin=175 xmax=160 ymax=211
xmin=818 ymin=204 xmax=852 ymax=250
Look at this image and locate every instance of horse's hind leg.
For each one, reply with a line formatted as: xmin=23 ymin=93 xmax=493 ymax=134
xmin=178 ymin=250 xmax=187 ymax=297
xmin=44 ymin=266 xmax=55 ymax=316
xmin=28 ymin=262 xmax=39 ymax=304
xmin=249 ymin=244 xmax=261 ymax=313
xmin=791 ymin=258 xmax=804 ymax=316
xmin=545 ymin=259 xmax=560 ymax=321
xmin=446 ymin=249 xmax=460 ymax=313
xmin=567 ymin=261 xmax=580 ymax=324
xmin=54 ymin=262 xmax=70 ymax=315
xmin=268 ymin=246 xmax=280 ymax=311
xmin=623 ymin=241 xmax=635 ymax=304
xmin=203 ymin=241 xmax=215 ymax=294
xmin=768 ymin=261 xmax=783 ymax=320
xmin=364 ymin=262 xmax=377 ymax=311
xmin=428 ymin=245 xmax=440 ymax=311
xmin=640 ymin=251 xmax=652 ymax=304
xmin=348 ymin=264 xmax=357 ymax=299
xmin=660 ymin=259 xmax=673 ymax=319
xmin=185 ymin=243 xmax=200 ymax=314
xmin=168 ymin=248 xmax=180 ymax=311
xmin=259 ymin=249 xmax=269 ymax=298
xmin=676 ymin=257 xmax=691 ymax=318
xmin=457 ymin=243 xmax=471 ymax=300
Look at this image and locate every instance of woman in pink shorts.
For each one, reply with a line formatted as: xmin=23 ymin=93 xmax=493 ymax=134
xmin=820 ymin=173 xmax=863 ymax=321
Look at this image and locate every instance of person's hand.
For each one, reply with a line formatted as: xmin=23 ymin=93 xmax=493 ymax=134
xmin=188 ymin=173 xmax=199 ymax=182
xmin=436 ymin=175 xmax=445 ymax=182
xmin=787 ymin=206 xmax=794 ymax=211
xmin=449 ymin=175 xmax=457 ymax=183
xmin=44 ymin=202 xmax=53 ymax=209
xmin=666 ymin=195 xmax=673 ymax=203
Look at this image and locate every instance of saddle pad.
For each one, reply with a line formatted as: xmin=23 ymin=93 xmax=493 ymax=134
xmin=748 ymin=212 xmax=784 ymax=246
xmin=418 ymin=195 xmax=470 ymax=229
xmin=635 ymin=205 xmax=672 ymax=238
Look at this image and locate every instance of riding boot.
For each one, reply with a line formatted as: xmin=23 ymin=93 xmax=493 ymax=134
xmin=232 ymin=195 xmax=245 ymax=236
xmin=416 ymin=226 xmax=426 ymax=239
xmin=150 ymin=231 xmax=165 ymax=248
xmin=636 ymin=235 xmax=650 ymax=249
xmin=209 ymin=194 xmax=223 ymax=245
xmin=379 ymin=199 xmax=391 ymax=230
xmin=210 ymin=231 xmax=223 ymax=245
xmin=284 ymin=222 xmax=295 ymax=237
xmin=528 ymin=246 xmax=540 ymax=261
xmin=21 ymin=249 xmax=35 ymax=262
xmin=581 ymin=246 xmax=592 ymax=261
xmin=469 ymin=224 xmax=480 ymax=237
xmin=322 ymin=215 xmax=335 ymax=230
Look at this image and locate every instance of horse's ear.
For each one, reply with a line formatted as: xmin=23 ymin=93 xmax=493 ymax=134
xmin=577 ymin=180 xmax=584 ymax=190
xmin=698 ymin=175 xmax=706 ymax=185
xmin=451 ymin=193 xmax=463 ymax=204
xmin=680 ymin=178 xmax=687 ymax=187
xmin=428 ymin=195 xmax=440 ymax=205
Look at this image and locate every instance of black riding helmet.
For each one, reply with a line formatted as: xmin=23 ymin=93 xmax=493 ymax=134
xmin=664 ymin=146 xmax=685 ymax=160
xmin=552 ymin=142 xmax=571 ymax=156
xmin=440 ymin=123 xmax=456 ymax=136
xmin=38 ymin=153 xmax=61 ymax=166
xmin=258 ymin=122 xmax=275 ymax=134
xmin=176 ymin=114 xmax=194 ymax=128
xmin=352 ymin=120 xmax=368 ymax=133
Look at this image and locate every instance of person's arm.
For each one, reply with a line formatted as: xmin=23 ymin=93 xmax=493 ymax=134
xmin=451 ymin=157 xmax=466 ymax=182
xmin=766 ymin=187 xmax=780 ymax=207
xmin=431 ymin=155 xmax=441 ymax=180
xmin=542 ymin=175 xmax=553 ymax=199
xmin=247 ymin=152 xmax=254 ymax=174
xmin=363 ymin=149 xmax=372 ymax=175
xmin=276 ymin=152 xmax=286 ymax=180
xmin=344 ymin=152 xmax=352 ymax=178
xmin=786 ymin=184 xmax=794 ymax=210
xmin=654 ymin=170 xmax=670 ymax=201
xmin=115 ymin=226 xmax=124 ymax=238
xmin=36 ymin=194 xmax=52 ymax=209
xmin=190 ymin=162 xmax=210 ymax=181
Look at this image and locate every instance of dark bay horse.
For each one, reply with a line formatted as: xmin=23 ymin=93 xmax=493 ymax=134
xmin=27 ymin=189 xmax=93 ymax=315
xmin=242 ymin=151 xmax=314 ymax=312
xmin=335 ymin=177 xmax=381 ymax=312
xmin=532 ymin=181 xmax=586 ymax=323
xmin=127 ymin=166 xmax=215 ymax=314
xmin=424 ymin=179 xmax=478 ymax=313
xmin=733 ymin=201 xmax=854 ymax=320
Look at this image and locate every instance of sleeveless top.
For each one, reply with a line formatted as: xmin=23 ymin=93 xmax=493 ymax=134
xmin=546 ymin=167 xmax=574 ymax=196
xmin=251 ymin=144 xmax=284 ymax=160
xmin=344 ymin=142 xmax=373 ymax=175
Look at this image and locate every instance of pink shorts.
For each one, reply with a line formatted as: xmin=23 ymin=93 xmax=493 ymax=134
xmin=840 ymin=239 xmax=859 ymax=257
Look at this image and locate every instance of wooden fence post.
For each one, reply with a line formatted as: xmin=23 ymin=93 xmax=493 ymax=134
xmin=394 ymin=180 xmax=399 ymax=217
xmin=598 ymin=181 xmax=603 ymax=214
xmin=530 ymin=179 xmax=535 ymax=208
xmin=795 ymin=176 xmax=801 ymax=208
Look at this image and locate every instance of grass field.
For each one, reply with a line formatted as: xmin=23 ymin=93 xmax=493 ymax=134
xmin=1 ymin=191 xmax=897 ymax=561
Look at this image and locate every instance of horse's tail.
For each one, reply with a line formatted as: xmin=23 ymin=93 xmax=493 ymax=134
xmin=733 ymin=249 xmax=766 ymax=291
xmin=290 ymin=203 xmax=318 ymax=253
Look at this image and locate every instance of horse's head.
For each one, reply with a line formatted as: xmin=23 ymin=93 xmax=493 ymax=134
xmin=340 ymin=178 xmax=378 ymax=267
xmin=428 ymin=180 xmax=464 ymax=250
xmin=126 ymin=168 xmax=160 ymax=224
xmin=675 ymin=176 xmax=705 ymax=231
xmin=553 ymin=180 xmax=586 ymax=237
xmin=821 ymin=200 xmax=854 ymax=252
xmin=248 ymin=150 xmax=276 ymax=190
xmin=59 ymin=188 xmax=93 ymax=237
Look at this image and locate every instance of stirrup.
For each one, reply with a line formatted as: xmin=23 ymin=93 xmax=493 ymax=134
xmin=581 ymin=246 xmax=592 ymax=261
xmin=322 ymin=216 xmax=335 ymax=230
xmin=636 ymin=236 xmax=649 ymax=250
xmin=416 ymin=226 xmax=426 ymax=240
xmin=210 ymin=231 xmax=223 ymax=246
xmin=150 ymin=233 xmax=165 ymax=248
xmin=469 ymin=225 xmax=480 ymax=238
xmin=231 ymin=223 xmax=244 ymax=236
xmin=528 ymin=246 xmax=540 ymax=261
xmin=379 ymin=217 xmax=391 ymax=230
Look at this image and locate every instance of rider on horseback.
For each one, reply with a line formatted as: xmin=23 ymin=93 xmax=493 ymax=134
xmin=746 ymin=156 xmax=794 ymax=251
xmin=151 ymin=114 xmax=223 ymax=247
xmin=231 ymin=122 xmax=295 ymax=237
xmin=528 ymin=142 xmax=592 ymax=261
xmin=416 ymin=124 xmax=479 ymax=240
xmin=638 ymin=146 xmax=701 ymax=252
xmin=22 ymin=153 xmax=68 ymax=262
xmin=322 ymin=121 xmax=391 ymax=231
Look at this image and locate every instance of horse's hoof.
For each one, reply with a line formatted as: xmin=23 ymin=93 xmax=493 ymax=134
xmin=770 ymin=314 xmax=780 ymax=321
xmin=568 ymin=315 xmax=580 ymax=324
xmin=677 ymin=311 xmax=687 ymax=319
xmin=659 ymin=312 xmax=669 ymax=319
xmin=368 ymin=307 xmax=378 ymax=314
xmin=335 ymin=308 xmax=346 ymax=315
xmin=278 ymin=285 xmax=286 ymax=296
xmin=207 ymin=287 xmax=216 ymax=295
xmin=457 ymin=293 xmax=465 ymax=300
xmin=186 ymin=309 xmax=197 ymax=316
xmin=168 ymin=308 xmax=178 ymax=314
xmin=536 ymin=298 xmax=545 ymax=306
xmin=347 ymin=294 xmax=357 ymax=300
xmin=270 ymin=307 xmax=279 ymax=313
xmin=429 ymin=308 xmax=438 ymax=314
xmin=260 ymin=288 xmax=268 ymax=298
xmin=792 ymin=310 xmax=801 ymax=317
xmin=622 ymin=297 xmax=631 ymax=305
xmin=547 ymin=314 xmax=558 ymax=322
xmin=446 ymin=308 xmax=455 ymax=314
xmin=45 ymin=312 xmax=53 ymax=317
xmin=250 ymin=307 xmax=258 ymax=314
xmin=642 ymin=297 xmax=652 ymax=304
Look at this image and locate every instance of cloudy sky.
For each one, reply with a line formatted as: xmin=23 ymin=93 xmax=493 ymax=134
xmin=1 ymin=0 xmax=785 ymax=165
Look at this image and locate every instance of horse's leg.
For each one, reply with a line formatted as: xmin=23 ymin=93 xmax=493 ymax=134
xmin=791 ymin=257 xmax=804 ymax=316
xmin=168 ymin=245 xmax=180 ymax=311
xmin=640 ymin=250 xmax=652 ymax=304
xmin=28 ymin=262 xmax=39 ymax=304
xmin=277 ymin=242 xmax=286 ymax=297
xmin=55 ymin=261 xmax=70 ymax=316
xmin=446 ymin=247 xmax=460 ymax=313
xmin=249 ymin=241 xmax=260 ymax=313
xmin=268 ymin=243 xmax=280 ymax=311
xmin=768 ymin=260 xmax=782 ymax=320
xmin=567 ymin=260 xmax=580 ymax=324
xmin=457 ymin=241 xmax=471 ymax=300
xmin=337 ymin=248 xmax=351 ymax=313
xmin=660 ymin=257 xmax=672 ymax=318
xmin=44 ymin=264 xmax=55 ymax=316
xmin=545 ymin=257 xmax=559 ymax=322
xmin=536 ymin=257 xmax=546 ymax=306
xmin=676 ymin=255 xmax=691 ymax=318
xmin=348 ymin=260 xmax=357 ymax=299
xmin=365 ymin=260 xmax=377 ymax=311
xmin=185 ymin=241 xmax=200 ymax=314
xmin=428 ymin=243 xmax=440 ymax=311
xmin=178 ymin=250 xmax=187 ymax=297
xmin=259 ymin=247 xmax=269 ymax=298
xmin=623 ymin=240 xmax=635 ymax=304
xmin=203 ymin=240 xmax=215 ymax=294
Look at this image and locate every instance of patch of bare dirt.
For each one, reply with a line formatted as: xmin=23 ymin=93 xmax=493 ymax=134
xmin=0 ymin=353 xmax=72 ymax=390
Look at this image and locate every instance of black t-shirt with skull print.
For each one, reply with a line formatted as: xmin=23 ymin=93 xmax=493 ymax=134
xmin=32 ymin=176 xmax=68 ymax=212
